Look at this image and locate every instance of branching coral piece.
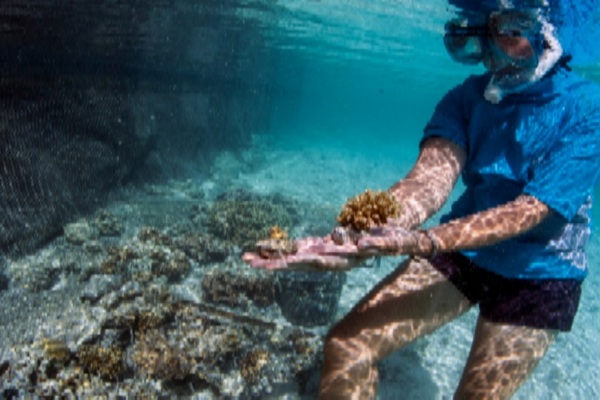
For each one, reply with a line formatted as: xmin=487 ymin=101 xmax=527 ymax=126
xmin=337 ymin=190 xmax=401 ymax=232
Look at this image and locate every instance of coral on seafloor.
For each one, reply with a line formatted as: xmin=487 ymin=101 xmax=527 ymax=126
xmin=76 ymin=344 xmax=125 ymax=381
xmin=40 ymin=338 xmax=71 ymax=364
xmin=97 ymin=227 xmax=191 ymax=282
xmin=0 ymin=186 xmax=327 ymax=399
xmin=337 ymin=189 xmax=401 ymax=232
xmin=240 ymin=348 xmax=270 ymax=382
xmin=205 ymin=189 xmax=300 ymax=251
xmin=131 ymin=330 xmax=193 ymax=381
xmin=175 ymin=232 xmax=232 ymax=263
xmin=63 ymin=210 xmax=123 ymax=246
xmin=64 ymin=220 xmax=98 ymax=245
xmin=93 ymin=210 xmax=124 ymax=237
xmin=201 ymin=266 xmax=275 ymax=308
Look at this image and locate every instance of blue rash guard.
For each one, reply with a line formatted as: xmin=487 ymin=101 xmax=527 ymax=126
xmin=423 ymin=68 xmax=600 ymax=280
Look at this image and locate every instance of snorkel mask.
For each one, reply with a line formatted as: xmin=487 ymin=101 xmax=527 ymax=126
xmin=444 ymin=8 xmax=563 ymax=103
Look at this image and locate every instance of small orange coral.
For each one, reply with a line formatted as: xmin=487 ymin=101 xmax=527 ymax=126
xmin=337 ymin=190 xmax=401 ymax=232
xmin=268 ymin=225 xmax=288 ymax=240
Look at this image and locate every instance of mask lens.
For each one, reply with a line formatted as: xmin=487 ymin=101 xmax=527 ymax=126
xmin=443 ymin=18 xmax=487 ymax=65
xmin=487 ymin=11 xmax=541 ymax=69
xmin=489 ymin=12 xmax=540 ymax=59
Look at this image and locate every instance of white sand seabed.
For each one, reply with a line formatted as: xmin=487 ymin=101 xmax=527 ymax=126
xmin=215 ymin=136 xmax=600 ymax=399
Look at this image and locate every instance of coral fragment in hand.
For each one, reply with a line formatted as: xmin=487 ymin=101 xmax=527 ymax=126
xmin=337 ymin=190 xmax=401 ymax=232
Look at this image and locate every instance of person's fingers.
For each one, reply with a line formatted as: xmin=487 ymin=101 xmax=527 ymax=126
xmin=312 ymin=242 xmax=359 ymax=255
xmin=241 ymin=252 xmax=261 ymax=263
xmin=242 ymin=233 xmax=371 ymax=271
xmin=241 ymin=251 xmax=294 ymax=270
xmin=286 ymin=253 xmax=357 ymax=269
xmin=242 ymin=250 xmax=360 ymax=271
xmin=295 ymin=236 xmax=334 ymax=252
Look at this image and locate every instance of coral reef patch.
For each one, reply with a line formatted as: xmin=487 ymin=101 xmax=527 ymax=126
xmin=205 ymin=189 xmax=301 ymax=251
xmin=0 ymin=182 xmax=331 ymax=398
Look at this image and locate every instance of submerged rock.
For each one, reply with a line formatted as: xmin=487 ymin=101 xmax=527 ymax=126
xmin=64 ymin=220 xmax=98 ymax=245
xmin=93 ymin=210 xmax=124 ymax=237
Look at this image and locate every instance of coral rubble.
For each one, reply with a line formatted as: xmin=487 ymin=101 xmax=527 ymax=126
xmin=93 ymin=210 xmax=124 ymax=237
xmin=76 ymin=344 xmax=125 ymax=381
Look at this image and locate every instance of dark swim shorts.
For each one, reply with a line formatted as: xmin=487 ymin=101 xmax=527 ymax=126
xmin=430 ymin=252 xmax=582 ymax=331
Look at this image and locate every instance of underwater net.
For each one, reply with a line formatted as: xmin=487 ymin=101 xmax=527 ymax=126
xmin=0 ymin=0 xmax=274 ymax=254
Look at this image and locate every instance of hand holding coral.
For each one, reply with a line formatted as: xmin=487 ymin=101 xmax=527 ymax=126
xmin=327 ymin=189 xmax=425 ymax=256
xmin=242 ymin=189 xmax=410 ymax=271
xmin=321 ymin=224 xmax=433 ymax=258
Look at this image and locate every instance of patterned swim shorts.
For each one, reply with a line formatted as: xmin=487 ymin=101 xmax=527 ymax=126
xmin=431 ymin=252 xmax=582 ymax=331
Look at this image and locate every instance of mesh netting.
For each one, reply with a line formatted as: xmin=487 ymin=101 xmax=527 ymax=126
xmin=0 ymin=76 xmax=148 ymax=253
xmin=0 ymin=1 xmax=274 ymax=254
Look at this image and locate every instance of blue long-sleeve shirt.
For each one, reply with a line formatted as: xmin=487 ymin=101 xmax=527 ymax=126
xmin=423 ymin=69 xmax=600 ymax=280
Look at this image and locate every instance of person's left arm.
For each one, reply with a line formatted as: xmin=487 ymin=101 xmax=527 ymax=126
xmin=357 ymin=194 xmax=552 ymax=257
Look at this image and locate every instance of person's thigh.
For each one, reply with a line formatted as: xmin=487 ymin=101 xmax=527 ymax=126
xmin=455 ymin=316 xmax=557 ymax=400
xmin=319 ymin=256 xmax=473 ymax=399
xmin=328 ymin=256 xmax=474 ymax=359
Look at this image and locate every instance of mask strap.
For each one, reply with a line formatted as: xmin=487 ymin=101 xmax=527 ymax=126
xmin=557 ymin=55 xmax=573 ymax=72
xmin=531 ymin=17 xmax=563 ymax=81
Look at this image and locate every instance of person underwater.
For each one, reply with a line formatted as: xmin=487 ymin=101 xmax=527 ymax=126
xmin=244 ymin=1 xmax=600 ymax=398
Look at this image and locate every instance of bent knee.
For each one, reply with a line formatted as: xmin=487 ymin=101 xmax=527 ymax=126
xmin=323 ymin=323 xmax=378 ymax=363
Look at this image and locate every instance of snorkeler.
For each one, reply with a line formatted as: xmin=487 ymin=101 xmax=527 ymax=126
xmin=244 ymin=1 xmax=600 ymax=398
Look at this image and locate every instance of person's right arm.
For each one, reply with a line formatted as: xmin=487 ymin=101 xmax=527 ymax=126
xmin=243 ymin=136 xmax=467 ymax=271
xmin=388 ymin=136 xmax=466 ymax=229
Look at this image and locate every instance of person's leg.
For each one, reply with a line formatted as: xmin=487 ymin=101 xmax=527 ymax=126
xmin=454 ymin=316 xmax=557 ymax=400
xmin=319 ymin=256 xmax=474 ymax=399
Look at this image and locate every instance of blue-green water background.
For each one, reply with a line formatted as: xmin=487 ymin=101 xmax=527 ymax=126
xmin=245 ymin=0 xmax=600 ymax=397
xmin=2 ymin=1 xmax=600 ymax=397
xmin=261 ymin=0 xmax=600 ymax=208
xmin=267 ymin=1 xmax=463 ymax=152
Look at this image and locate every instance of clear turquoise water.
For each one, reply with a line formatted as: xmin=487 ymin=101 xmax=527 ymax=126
xmin=266 ymin=0 xmax=468 ymax=153
xmin=246 ymin=1 xmax=600 ymax=398
xmin=2 ymin=2 xmax=600 ymax=398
